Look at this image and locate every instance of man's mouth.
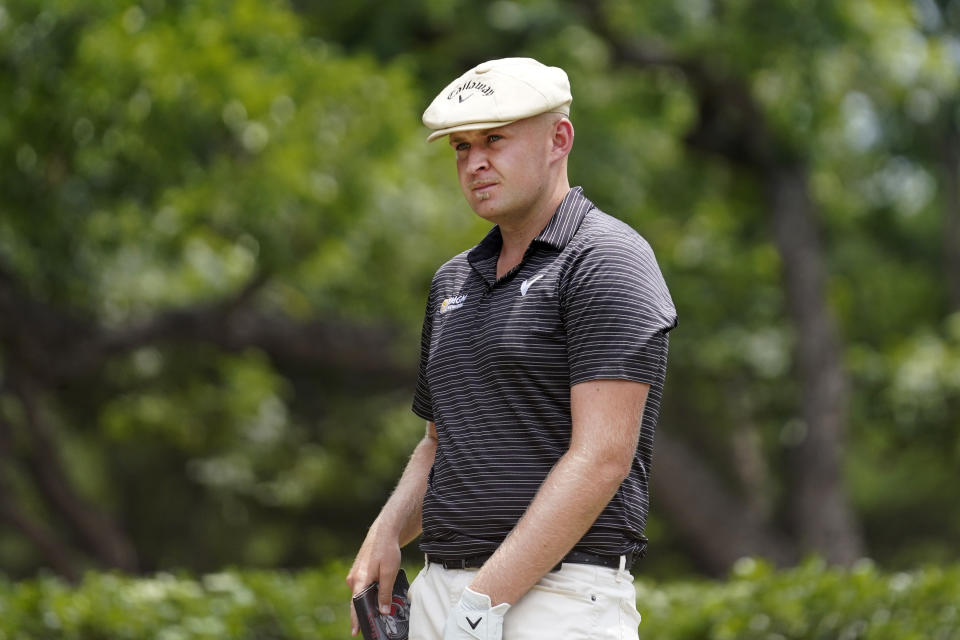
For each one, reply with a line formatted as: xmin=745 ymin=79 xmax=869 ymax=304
xmin=470 ymin=181 xmax=499 ymax=199
xmin=470 ymin=180 xmax=499 ymax=192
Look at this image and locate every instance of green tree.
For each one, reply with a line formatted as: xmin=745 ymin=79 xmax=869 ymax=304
xmin=0 ymin=0 xmax=485 ymax=578
xmin=1 ymin=0 xmax=959 ymax=581
xmin=297 ymin=0 xmax=960 ymax=573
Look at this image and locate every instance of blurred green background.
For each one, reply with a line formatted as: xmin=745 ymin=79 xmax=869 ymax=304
xmin=1 ymin=0 xmax=959 ymax=588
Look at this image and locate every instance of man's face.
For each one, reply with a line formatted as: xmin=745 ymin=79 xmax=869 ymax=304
xmin=448 ymin=116 xmax=555 ymax=224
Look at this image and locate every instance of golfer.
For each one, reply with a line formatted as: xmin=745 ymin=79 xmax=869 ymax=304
xmin=347 ymin=57 xmax=677 ymax=640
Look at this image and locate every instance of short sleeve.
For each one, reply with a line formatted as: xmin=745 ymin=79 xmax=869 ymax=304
xmin=412 ymin=286 xmax=436 ymax=422
xmin=561 ymin=234 xmax=677 ymax=386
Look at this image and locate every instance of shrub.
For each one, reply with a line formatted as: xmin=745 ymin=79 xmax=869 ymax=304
xmin=0 ymin=562 xmax=354 ymax=640
xmin=636 ymin=558 xmax=960 ymax=640
xmin=0 ymin=559 xmax=957 ymax=639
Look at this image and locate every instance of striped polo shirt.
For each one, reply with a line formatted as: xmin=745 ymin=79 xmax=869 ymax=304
xmin=412 ymin=186 xmax=677 ymax=559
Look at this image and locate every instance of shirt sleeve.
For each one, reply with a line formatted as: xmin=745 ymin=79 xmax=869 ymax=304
xmin=561 ymin=233 xmax=678 ymax=386
xmin=412 ymin=285 xmax=436 ymax=422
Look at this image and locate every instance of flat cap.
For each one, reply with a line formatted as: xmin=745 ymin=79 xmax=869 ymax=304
xmin=422 ymin=57 xmax=572 ymax=142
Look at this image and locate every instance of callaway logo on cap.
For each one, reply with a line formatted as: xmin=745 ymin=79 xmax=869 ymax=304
xmin=422 ymin=57 xmax=572 ymax=142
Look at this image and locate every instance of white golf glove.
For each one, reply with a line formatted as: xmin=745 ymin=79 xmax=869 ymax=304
xmin=442 ymin=587 xmax=510 ymax=640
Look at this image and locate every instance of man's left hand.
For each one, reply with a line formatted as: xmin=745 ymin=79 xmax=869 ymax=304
xmin=443 ymin=587 xmax=510 ymax=640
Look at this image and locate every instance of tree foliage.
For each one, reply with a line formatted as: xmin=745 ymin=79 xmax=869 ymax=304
xmin=0 ymin=0 xmax=485 ymax=577
xmin=1 ymin=0 xmax=959 ymax=579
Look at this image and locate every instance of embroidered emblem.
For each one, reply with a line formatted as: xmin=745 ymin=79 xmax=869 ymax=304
xmin=520 ymin=274 xmax=545 ymax=296
xmin=439 ymin=294 xmax=468 ymax=314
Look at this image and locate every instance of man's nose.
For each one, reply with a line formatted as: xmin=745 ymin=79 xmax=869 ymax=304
xmin=465 ymin=147 xmax=490 ymax=173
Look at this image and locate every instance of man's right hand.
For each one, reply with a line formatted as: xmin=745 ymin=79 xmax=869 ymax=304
xmin=345 ymin=423 xmax=437 ymax=636
xmin=346 ymin=528 xmax=403 ymax=637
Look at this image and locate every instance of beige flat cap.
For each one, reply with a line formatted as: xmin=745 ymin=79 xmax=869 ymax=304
xmin=422 ymin=57 xmax=572 ymax=142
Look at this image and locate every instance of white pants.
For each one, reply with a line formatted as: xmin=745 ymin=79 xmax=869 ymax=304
xmin=408 ymin=559 xmax=642 ymax=640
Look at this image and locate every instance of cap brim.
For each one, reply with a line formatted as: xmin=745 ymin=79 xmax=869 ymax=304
xmin=425 ymin=119 xmax=519 ymax=142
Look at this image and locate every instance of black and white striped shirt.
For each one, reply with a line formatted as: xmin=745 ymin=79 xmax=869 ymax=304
xmin=413 ymin=187 xmax=677 ymax=558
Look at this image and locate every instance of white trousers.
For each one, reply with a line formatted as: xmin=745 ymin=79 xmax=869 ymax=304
xmin=408 ymin=559 xmax=642 ymax=640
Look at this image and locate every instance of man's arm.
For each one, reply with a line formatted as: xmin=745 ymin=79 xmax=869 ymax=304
xmin=468 ymin=379 xmax=649 ymax=606
xmin=346 ymin=420 xmax=438 ymax=635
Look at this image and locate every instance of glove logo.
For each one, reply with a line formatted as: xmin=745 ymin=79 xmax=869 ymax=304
xmin=466 ymin=616 xmax=482 ymax=630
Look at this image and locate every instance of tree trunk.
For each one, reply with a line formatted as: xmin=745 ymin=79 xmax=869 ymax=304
xmin=0 ymin=415 xmax=81 ymax=580
xmin=11 ymin=378 xmax=139 ymax=572
xmin=587 ymin=10 xmax=865 ymax=566
xmin=1 ymin=260 xmax=414 ymax=578
xmin=731 ymin=425 xmax=774 ymax=522
xmin=652 ymin=431 xmax=797 ymax=575
xmin=766 ymin=164 xmax=863 ymax=564
xmin=941 ymin=115 xmax=960 ymax=312
xmin=0 ymin=490 xmax=81 ymax=581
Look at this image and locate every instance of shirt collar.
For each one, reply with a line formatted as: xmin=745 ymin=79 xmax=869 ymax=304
xmin=467 ymin=186 xmax=594 ymax=266
xmin=531 ymin=186 xmax=593 ymax=250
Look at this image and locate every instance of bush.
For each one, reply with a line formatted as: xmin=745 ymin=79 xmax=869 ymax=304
xmin=0 ymin=563 xmax=354 ymax=640
xmin=0 ymin=559 xmax=957 ymax=639
xmin=636 ymin=558 xmax=960 ymax=640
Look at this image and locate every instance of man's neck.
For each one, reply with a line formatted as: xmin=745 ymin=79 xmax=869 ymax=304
xmin=496 ymin=179 xmax=570 ymax=279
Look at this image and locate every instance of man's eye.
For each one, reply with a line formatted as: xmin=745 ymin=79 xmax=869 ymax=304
xmin=487 ymin=135 xmax=501 ymax=143
xmin=455 ymin=142 xmax=470 ymax=151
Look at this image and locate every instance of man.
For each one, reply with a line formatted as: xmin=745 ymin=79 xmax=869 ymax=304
xmin=347 ymin=57 xmax=677 ymax=640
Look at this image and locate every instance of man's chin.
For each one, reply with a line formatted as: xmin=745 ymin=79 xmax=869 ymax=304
xmin=469 ymin=201 xmax=503 ymax=221
xmin=467 ymin=193 xmax=495 ymax=212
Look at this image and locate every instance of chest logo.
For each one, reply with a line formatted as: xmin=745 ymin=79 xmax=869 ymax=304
xmin=520 ymin=273 xmax=545 ymax=296
xmin=439 ymin=294 xmax=468 ymax=315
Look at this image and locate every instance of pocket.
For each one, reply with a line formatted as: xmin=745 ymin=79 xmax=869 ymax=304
xmin=574 ymin=587 xmax=640 ymax=640
xmin=507 ymin=583 xmax=600 ymax=640
xmin=529 ymin=582 xmax=597 ymax=605
xmin=408 ymin=568 xmax=422 ymax=603
xmin=512 ymin=277 xmax=563 ymax=340
xmin=619 ymin=597 xmax=642 ymax=628
xmin=523 ymin=302 xmax=564 ymax=341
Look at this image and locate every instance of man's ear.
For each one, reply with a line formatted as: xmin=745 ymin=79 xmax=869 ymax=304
xmin=550 ymin=118 xmax=574 ymax=160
